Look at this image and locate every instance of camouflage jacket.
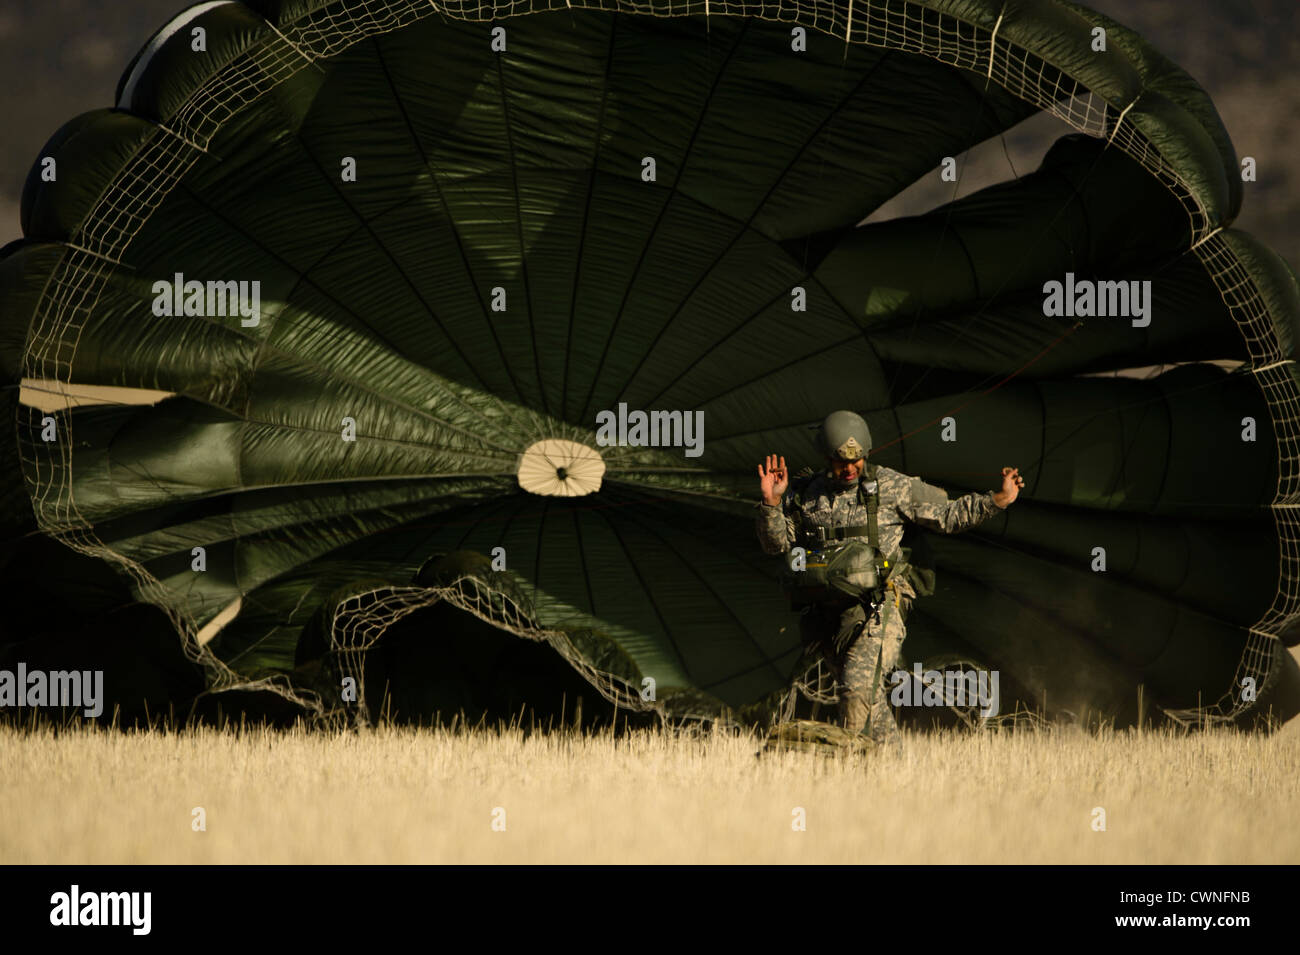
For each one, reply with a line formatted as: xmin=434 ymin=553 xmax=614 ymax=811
xmin=756 ymin=466 xmax=1001 ymax=598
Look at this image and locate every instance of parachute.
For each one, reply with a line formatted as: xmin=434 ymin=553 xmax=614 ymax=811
xmin=3 ymin=0 xmax=1299 ymax=729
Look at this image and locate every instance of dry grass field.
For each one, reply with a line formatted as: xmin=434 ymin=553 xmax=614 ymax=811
xmin=2 ymin=718 xmax=1298 ymax=864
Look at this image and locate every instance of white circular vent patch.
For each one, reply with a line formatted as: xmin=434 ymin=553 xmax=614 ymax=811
xmin=517 ymin=439 xmax=605 ymax=497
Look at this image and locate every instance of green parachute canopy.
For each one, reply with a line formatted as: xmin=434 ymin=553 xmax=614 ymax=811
xmin=3 ymin=0 xmax=1299 ymax=728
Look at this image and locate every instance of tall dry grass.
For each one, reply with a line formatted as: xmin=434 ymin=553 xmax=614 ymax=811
xmin=2 ymin=718 xmax=1297 ymax=864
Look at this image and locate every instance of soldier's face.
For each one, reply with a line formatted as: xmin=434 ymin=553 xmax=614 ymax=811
xmin=828 ymin=457 xmax=864 ymax=483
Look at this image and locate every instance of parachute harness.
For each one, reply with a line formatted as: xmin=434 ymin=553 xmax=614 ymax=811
xmin=784 ymin=466 xmax=908 ymax=733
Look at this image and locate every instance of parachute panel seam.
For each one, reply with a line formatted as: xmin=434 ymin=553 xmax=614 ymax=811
xmin=169 ymin=179 xmax=523 ymax=456
xmin=369 ymin=39 xmax=538 ymax=421
xmin=561 ymin=15 xmax=618 ymax=422
xmin=493 ymin=51 xmax=547 ymax=415
xmin=588 ymin=503 xmax=693 ymax=682
xmin=575 ymin=19 xmax=753 ymax=421
xmin=639 ymin=52 xmax=899 ymax=411
xmin=620 ymin=505 xmax=787 ymax=684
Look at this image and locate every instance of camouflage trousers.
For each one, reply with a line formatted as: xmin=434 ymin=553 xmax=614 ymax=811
xmin=800 ymin=586 xmax=910 ymax=749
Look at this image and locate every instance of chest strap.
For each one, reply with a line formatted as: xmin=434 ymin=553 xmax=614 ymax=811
xmin=796 ymin=463 xmax=881 ymax=550
xmin=816 ymin=524 xmax=873 ymax=543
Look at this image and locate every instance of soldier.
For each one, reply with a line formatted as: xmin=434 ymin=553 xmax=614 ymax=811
xmin=756 ymin=410 xmax=1024 ymax=750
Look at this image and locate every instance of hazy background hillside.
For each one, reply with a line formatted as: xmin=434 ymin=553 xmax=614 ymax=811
xmin=1 ymin=0 xmax=1296 ymax=267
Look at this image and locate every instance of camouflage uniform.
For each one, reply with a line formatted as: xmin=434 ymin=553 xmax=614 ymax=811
xmin=756 ymin=466 xmax=1001 ymax=748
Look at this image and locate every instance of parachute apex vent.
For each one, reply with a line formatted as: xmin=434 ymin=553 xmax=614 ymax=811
xmin=517 ymin=439 xmax=605 ymax=497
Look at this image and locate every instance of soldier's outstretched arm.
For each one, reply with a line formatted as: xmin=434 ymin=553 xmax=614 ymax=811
xmin=900 ymin=471 xmax=1005 ymax=534
xmin=756 ymin=454 xmax=795 ymax=554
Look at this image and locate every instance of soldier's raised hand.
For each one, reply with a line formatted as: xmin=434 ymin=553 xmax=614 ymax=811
xmin=758 ymin=454 xmax=788 ymax=506
xmin=993 ymin=466 xmax=1025 ymax=508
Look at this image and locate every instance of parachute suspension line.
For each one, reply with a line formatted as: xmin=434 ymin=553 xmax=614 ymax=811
xmin=263 ymin=19 xmax=324 ymax=73
xmin=1190 ymin=225 xmax=1224 ymax=251
xmin=62 ymin=243 xmax=128 ymax=269
xmin=991 ymin=7 xmax=1021 ymax=187
xmin=997 ymin=131 xmax=1020 ymax=180
xmin=157 ymin=123 xmax=210 ymax=156
xmin=1106 ymin=97 xmax=1137 ymax=146
xmin=987 ymin=7 xmax=1004 ymax=80
xmin=843 ymin=0 xmax=854 ymax=65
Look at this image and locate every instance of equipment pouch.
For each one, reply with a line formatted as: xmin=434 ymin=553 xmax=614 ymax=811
xmin=782 ymin=539 xmax=878 ymax=607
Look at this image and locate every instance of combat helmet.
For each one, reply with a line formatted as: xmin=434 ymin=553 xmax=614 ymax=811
xmin=815 ymin=410 xmax=872 ymax=461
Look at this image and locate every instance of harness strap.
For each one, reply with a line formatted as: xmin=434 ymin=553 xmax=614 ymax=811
xmin=861 ymin=464 xmax=880 ymax=551
xmin=796 ymin=464 xmax=883 ymax=557
xmin=816 ymin=524 xmax=872 ymax=542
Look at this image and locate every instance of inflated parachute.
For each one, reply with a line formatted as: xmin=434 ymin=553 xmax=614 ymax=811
xmin=3 ymin=0 xmax=1299 ymax=728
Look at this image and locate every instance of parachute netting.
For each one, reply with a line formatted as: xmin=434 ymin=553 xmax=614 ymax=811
xmin=15 ymin=0 xmax=1297 ymax=726
xmin=327 ymin=575 xmax=648 ymax=726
